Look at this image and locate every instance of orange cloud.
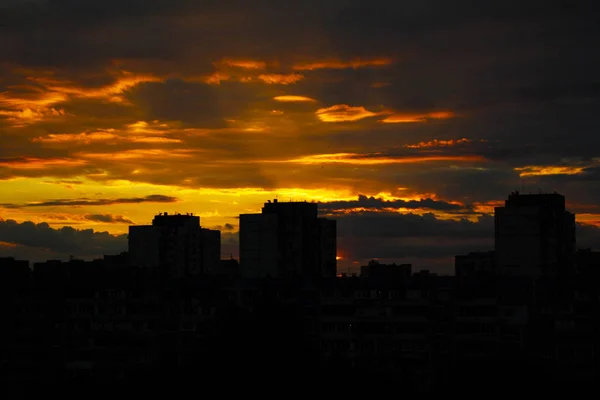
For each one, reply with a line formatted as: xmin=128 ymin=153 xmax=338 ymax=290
xmin=219 ymin=59 xmax=266 ymax=69
xmin=125 ymin=120 xmax=172 ymax=135
xmin=32 ymin=120 xmax=180 ymax=145
xmin=282 ymin=153 xmax=485 ymax=165
xmin=202 ymin=71 xmax=230 ymax=85
xmin=381 ymin=111 xmax=456 ymax=123
xmin=77 ymin=149 xmax=195 ymax=160
xmin=514 ymin=165 xmax=586 ymax=177
xmin=33 ymin=131 xmax=181 ymax=144
xmin=129 ymin=137 xmax=182 ymax=144
xmin=30 ymin=72 xmax=161 ymax=103
xmin=0 ymin=241 xmax=18 ymax=248
xmin=0 ymin=157 xmax=86 ymax=170
xmin=472 ymin=200 xmax=505 ymax=214
xmin=0 ymin=107 xmax=66 ymax=124
xmin=575 ymin=213 xmax=600 ymax=227
xmin=0 ymin=89 xmax=68 ymax=125
xmin=273 ymin=95 xmax=316 ymax=102
xmin=0 ymin=90 xmax=67 ymax=110
xmin=258 ymin=73 xmax=304 ymax=84
xmin=404 ymin=138 xmax=471 ymax=148
xmin=293 ymin=57 xmax=393 ymax=71
xmin=316 ymin=104 xmax=381 ymax=122
xmin=33 ymin=132 xmax=119 ymax=144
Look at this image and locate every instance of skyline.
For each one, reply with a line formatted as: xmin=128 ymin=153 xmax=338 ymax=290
xmin=1 ymin=1 xmax=600 ymax=273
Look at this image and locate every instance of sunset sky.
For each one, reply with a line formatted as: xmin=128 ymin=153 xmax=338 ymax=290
xmin=1 ymin=0 xmax=599 ymax=273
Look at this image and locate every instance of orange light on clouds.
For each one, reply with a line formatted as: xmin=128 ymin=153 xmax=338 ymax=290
xmin=316 ymin=104 xmax=381 ymax=122
xmin=129 ymin=137 xmax=182 ymax=144
xmin=203 ymin=71 xmax=230 ymax=85
xmin=33 ymin=132 xmax=119 ymax=144
xmin=0 ymin=91 xmax=68 ymax=110
xmin=575 ymin=213 xmax=600 ymax=227
xmin=273 ymin=95 xmax=316 ymax=102
xmin=381 ymin=111 xmax=456 ymax=123
xmin=32 ymin=121 xmax=180 ymax=144
xmin=404 ymin=138 xmax=471 ymax=148
xmin=0 ymin=157 xmax=87 ymax=169
xmin=219 ymin=59 xmax=266 ymax=69
xmin=258 ymin=73 xmax=304 ymax=84
xmin=515 ymin=165 xmax=586 ymax=177
xmin=282 ymin=153 xmax=485 ymax=165
xmin=0 ymin=241 xmax=18 ymax=248
xmin=0 ymin=107 xmax=66 ymax=124
xmin=77 ymin=149 xmax=195 ymax=160
xmin=30 ymin=73 xmax=162 ymax=103
xmin=293 ymin=57 xmax=393 ymax=71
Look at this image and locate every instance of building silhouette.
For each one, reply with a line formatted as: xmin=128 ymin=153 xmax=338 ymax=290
xmin=2 ymin=193 xmax=599 ymax=393
xmin=128 ymin=213 xmax=220 ymax=277
xmin=239 ymin=199 xmax=336 ymax=278
xmin=494 ymin=192 xmax=576 ymax=277
xmin=455 ymin=251 xmax=496 ymax=278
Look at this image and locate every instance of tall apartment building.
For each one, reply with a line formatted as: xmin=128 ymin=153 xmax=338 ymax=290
xmin=128 ymin=213 xmax=220 ymax=278
xmin=239 ymin=199 xmax=336 ymax=278
xmin=494 ymin=192 xmax=576 ymax=277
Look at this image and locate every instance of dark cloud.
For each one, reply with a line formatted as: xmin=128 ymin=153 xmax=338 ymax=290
xmin=125 ymin=80 xmax=228 ymax=128
xmin=335 ymin=211 xmax=494 ymax=240
xmin=1 ymin=194 xmax=178 ymax=208
xmin=211 ymin=223 xmax=236 ymax=231
xmin=320 ymin=194 xmax=468 ymax=213
xmin=83 ymin=214 xmax=134 ymax=224
xmin=0 ymin=217 xmax=127 ymax=257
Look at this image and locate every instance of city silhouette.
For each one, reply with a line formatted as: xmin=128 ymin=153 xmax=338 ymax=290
xmin=1 ymin=192 xmax=599 ymax=393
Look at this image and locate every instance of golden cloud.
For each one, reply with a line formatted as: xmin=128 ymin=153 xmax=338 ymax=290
xmin=32 ymin=120 xmax=181 ymax=145
xmin=77 ymin=149 xmax=195 ymax=160
xmin=281 ymin=153 xmax=485 ymax=165
xmin=316 ymin=104 xmax=381 ymax=122
xmin=404 ymin=138 xmax=471 ymax=148
xmin=273 ymin=95 xmax=316 ymax=102
xmin=202 ymin=71 xmax=230 ymax=85
xmin=29 ymin=72 xmax=162 ymax=103
xmin=0 ymin=107 xmax=66 ymax=125
xmin=258 ymin=73 xmax=304 ymax=85
xmin=33 ymin=132 xmax=119 ymax=144
xmin=129 ymin=137 xmax=182 ymax=144
xmin=0 ymin=157 xmax=87 ymax=170
xmin=514 ymin=165 xmax=586 ymax=177
xmin=218 ymin=59 xmax=267 ymax=69
xmin=0 ymin=70 xmax=163 ymax=127
xmin=293 ymin=57 xmax=393 ymax=71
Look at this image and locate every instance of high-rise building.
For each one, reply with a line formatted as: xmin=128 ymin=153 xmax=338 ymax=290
xmin=128 ymin=213 xmax=221 ymax=277
xmin=494 ymin=192 xmax=576 ymax=277
xmin=239 ymin=199 xmax=337 ymax=278
xmin=455 ymin=251 xmax=496 ymax=278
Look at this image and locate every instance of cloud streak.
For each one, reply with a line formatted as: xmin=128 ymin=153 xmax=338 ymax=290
xmin=316 ymin=104 xmax=381 ymax=122
xmin=2 ymin=194 xmax=178 ymax=209
xmin=282 ymin=153 xmax=486 ymax=165
xmin=320 ymin=195 xmax=468 ymax=213
xmin=292 ymin=58 xmax=393 ymax=71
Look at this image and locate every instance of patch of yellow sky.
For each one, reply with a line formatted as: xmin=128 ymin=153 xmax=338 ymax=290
xmin=0 ymin=177 xmax=357 ymax=234
xmin=0 ymin=176 xmax=491 ymax=235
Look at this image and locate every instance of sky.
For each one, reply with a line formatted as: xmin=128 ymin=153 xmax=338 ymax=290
xmin=1 ymin=0 xmax=600 ymax=274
